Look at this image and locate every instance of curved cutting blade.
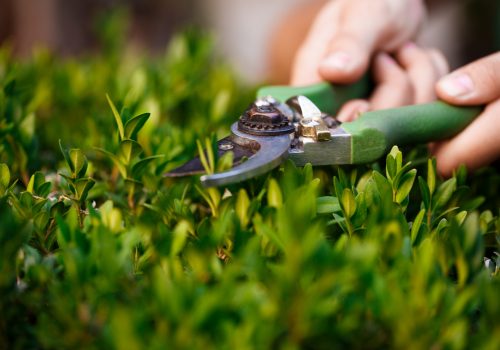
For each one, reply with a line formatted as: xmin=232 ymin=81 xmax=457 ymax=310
xmin=200 ymin=123 xmax=291 ymax=187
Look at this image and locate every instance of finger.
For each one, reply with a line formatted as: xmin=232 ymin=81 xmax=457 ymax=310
xmin=428 ymin=48 xmax=449 ymax=77
xmin=290 ymin=1 xmax=342 ymax=85
xmin=318 ymin=0 xmax=425 ymax=83
xmin=433 ymin=99 xmax=500 ymax=177
xmin=396 ymin=43 xmax=447 ymax=104
xmin=436 ymin=52 xmax=500 ymax=105
xmin=369 ymin=53 xmax=414 ymax=110
xmin=317 ymin=2 xmax=389 ymax=84
xmin=336 ymin=99 xmax=370 ymax=122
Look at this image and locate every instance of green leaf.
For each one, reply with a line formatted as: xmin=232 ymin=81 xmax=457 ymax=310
xmin=73 ymin=178 xmax=96 ymax=202
xmin=216 ymin=151 xmax=234 ymax=173
xmin=427 ymin=158 xmax=436 ymax=195
xmin=171 ymin=220 xmax=192 ymax=256
xmin=434 ymin=218 xmax=448 ymax=235
xmin=69 ymin=148 xmax=88 ymax=178
xmin=37 ymin=182 xmax=52 ymax=197
xmin=418 ymin=176 xmax=431 ymax=210
xmin=106 ymin=94 xmax=125 ymax=140
xmin=337 ymin=168 xmax=349 ymax=189
xmin=0 ymin=163 xmax=10 ymax=193
xmin=205 ymin=137 xmax=215 ymax=175
xmin=386 ymin=146 xmax=402 ymax=181
xmin=59 ymin=140 xmax=73 ymax=173
xmin=27 ymin=172 xmax=45 ymax=195
xmin=119 ymin=139 xmax=143 ymax=164
xmin=333 ymin=176 xmax=344 ymax=200
xmin=411 ymin=209 xmax=426 ymax=244
xmin=372 ymin=171 xmax=392 ymax=199
xmin=386 ymin=151 xmax=397 ymax=181
xmin=303 ymin=163 xmax=314 ymax=184
xmin=131 ymin=155 xmax=164 ymax=179
xmin=316 ymin=196 xmax=341 ymax=214
xmin=210 ymin=89 xmax=230 ymax=122
xmin=196 ymin=139 xmax=212 ymax=175
xmin=124 ymin=112 xmax=150 ymax=140
xmin=95 ymin=147 xmax=128 ymax=178
xmin=100 ymin=200 xmax=123 ymax=233
xmin=395 ymin=169 xmax=417 ymax=204
xmin=236 ymin=189 xmax=251 ymax=227
xmin=267 ymin=178 xmax=282 ymax=209
xmin=341 ymin=188 xmax=356 ymax=218
xmin=434 ymin=178 xmax=457 ymax=210
xmin=456 ymin=210 xmax=467 ymax=226
xmin=33 ymin=210 xmax=50 ymax=231
xmin=253 ymin=214 xmax=285 ymax=252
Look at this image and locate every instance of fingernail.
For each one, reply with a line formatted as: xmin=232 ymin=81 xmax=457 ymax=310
xmin=355 ymin=102 xmax=370 ymax=116
xmin=378 ymin=53 xmax=396 ymax=66
xmin=337 ymin=101 xmax=370 ymax=122
xmin=403 ymin=42 xmax=418 ymax=51
xmin=322 ymin=52 xmax=354 ymax=72
xmin=438 ymin=73 xmax=474 ymax=98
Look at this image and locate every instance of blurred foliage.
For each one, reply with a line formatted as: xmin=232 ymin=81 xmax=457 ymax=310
xmin=0 ymin=15 xmax=499 ymax=350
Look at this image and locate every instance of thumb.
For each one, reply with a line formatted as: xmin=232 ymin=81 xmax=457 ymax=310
xmin=436 ymin=52 xmax=500 ymax=105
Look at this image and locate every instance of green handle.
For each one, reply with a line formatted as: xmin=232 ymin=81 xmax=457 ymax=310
xmin=342 ymin=102 xmax=482 ymax=163
xmin=257 ymin=77 xmax=370 ymax=115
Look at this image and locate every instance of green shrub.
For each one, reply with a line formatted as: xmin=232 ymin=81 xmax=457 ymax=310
xmin=0 ymin=28 xmax=499 ymax=349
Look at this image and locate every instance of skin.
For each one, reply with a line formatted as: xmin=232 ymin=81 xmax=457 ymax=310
xmin=290 ymin=0 xmax=499 ymax=175
xmin=434 ymin=52 xmax=500 ymax=176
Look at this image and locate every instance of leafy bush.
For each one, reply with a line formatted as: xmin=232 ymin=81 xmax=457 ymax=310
xmin=0 ymin=27 xmax=499 ymax=349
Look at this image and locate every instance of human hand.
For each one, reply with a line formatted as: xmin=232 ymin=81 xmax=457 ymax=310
xmin=432 ymin=52 xmax=500 ymax=176
xmin=290 ymin=0 xmax=448 ymax=120
xmin=291 ymin=0 xmax=426 ymax=86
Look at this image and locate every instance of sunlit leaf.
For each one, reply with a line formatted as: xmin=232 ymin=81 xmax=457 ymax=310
xmin=106 ymin=94 xmax=125 ymax=140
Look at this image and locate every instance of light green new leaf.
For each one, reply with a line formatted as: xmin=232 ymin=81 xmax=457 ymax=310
xmin=106 ymin=94 xmax=125 ymax=140
xmin=456 ymin=210 xmax=468 ymax=226
xmin=216 ymin=151 xmax=234 ymax=173
xmin=119 ymin=139 xmax=143 ymax=165
xmin=210 ymin=89 xmax=230 ymax=122
xmin=27 ymin=172 xmax=45 ymax=195
xmin=124 ymin=112 xmax=150 ymax=140
xmin=386 ymin=146 xmax=402 ymax=181
xmin=411 ymin=209 xmax=426 ymax=244
xmin=267 ymin=178 xmax=282 ymax=209
xmin=171 ymin=220 xmax=192 ymax=256
xmin=196 ymin=139 xmax=213 ymax=175
xmin=427 ymin=158 xmax=436 ymax=195
xmin=386 ymin=151 xmax=397 ymax=181
xmin=316 ymin=196 xmax=341 ymax=214
xmin=235 ymin=189 xmax=250 ymax=227
xmin=0 ymin=163 xmax=10 ymax=190
xmin=205 ymin=137 xmax=215 ymax=175
xmin=434 ymin=177 xmax=457 ymax=210
xmin=69 ymin=148 xmax=88 ymax=178
xmin=341 ymin=188 xmax=356 ymax=218
xmin=395 ymin=169 xmax=417 ymax=204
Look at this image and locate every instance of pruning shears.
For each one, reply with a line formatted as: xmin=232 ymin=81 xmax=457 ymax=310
xmin=165 ymin=79 xmax=481 ymax=187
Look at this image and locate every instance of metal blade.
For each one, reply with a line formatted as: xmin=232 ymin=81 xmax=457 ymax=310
xmin=165 ymin=134 xmax=257 ymax=177
xmin=165 ymin=123 xmax=291 ymax=187
xmin=201 ymin=123 xmax=291 ymax=187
